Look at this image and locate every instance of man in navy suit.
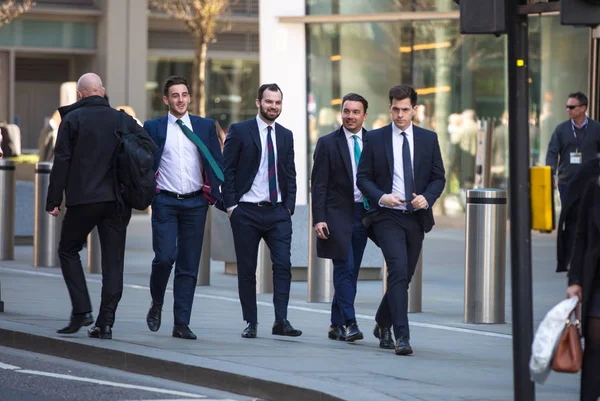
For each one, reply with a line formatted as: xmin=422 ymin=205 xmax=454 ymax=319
xmin=223 ymin=83 xmax=302 ymax=339
xmin=357 ymin=84 xmax=445 ymax=355
xmin=143 ymin=76 xmax=224 ymax=340
xmin=311 ymin=93 xmax=370 ymax=343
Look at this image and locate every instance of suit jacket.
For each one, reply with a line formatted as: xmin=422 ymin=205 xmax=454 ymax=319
xmin=143 ymin=114 xmax=225 ymax=211
xmin=569 ymin=177 xmax=600 ymax=328
xmin=222 ymin=118 xmax=297 ymax=214
xmin=556 ymin=158 xmax=600 ymax=272
xmin=46 ymin=96 xmax=145 ymax=210
xmin=356 ymin=123 xmax=446 ymax=234
xmin=311 ymin=127 xmax=367 ymax=260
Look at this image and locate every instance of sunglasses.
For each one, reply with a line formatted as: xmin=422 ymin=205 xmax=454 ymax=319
xmin=566 ymin=105 xmax=584 ymax=110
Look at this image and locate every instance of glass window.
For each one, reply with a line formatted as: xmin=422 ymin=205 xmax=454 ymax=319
xmin=0 ymin=20 xmax=95 ymax=49
xmin=146 ymin=58 xmax=259 ymax=129
xmin=306 ymin=0 xmax=458 ymax=15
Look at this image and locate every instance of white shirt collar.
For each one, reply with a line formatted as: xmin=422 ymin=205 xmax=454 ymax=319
xmin=256 ymin=115 xmax=275 ymax=133
xmin=392 ymin=122 xmax=413 ymax=137
xmin=343 ymin=126 xmax=362 ymax=140
xmin=168 ymin=111 xmax=190 ymax=126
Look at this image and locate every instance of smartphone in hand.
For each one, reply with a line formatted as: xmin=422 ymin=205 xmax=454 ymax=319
xmin=323 ymin=227 xmax=330 ymax=238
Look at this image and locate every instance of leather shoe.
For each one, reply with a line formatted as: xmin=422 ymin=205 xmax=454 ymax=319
xmin=373 ymin=324 xmax=395 ymax=349
xmin=57 ymin=312 xmax=93 ymax=334
xmin=87 ymin=325 xmax=112 ymax=339
xmin=172 ymin=325 xmax=197 ymax=340
xmin=328 ymin=325 xmax=346 ymax=341
xmin=242 ymin=322 xmax=258 ymax=338
xmin=345 ymin=323 xmax=364 ymax=342
xmin=146 ymin=303 xmax=162 ymax=332
xmin=272 ymin=320 xmax=302 ymax=337
xmin=395 ymin=336 xmax=413 ymax=355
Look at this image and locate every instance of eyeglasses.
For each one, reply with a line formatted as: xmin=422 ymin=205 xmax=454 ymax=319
xmin=566 ymin=105 xmax=583 ymax=110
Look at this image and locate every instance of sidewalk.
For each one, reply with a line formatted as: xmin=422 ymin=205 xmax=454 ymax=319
xmin=0 ymin=215 xmax=579 ymax=401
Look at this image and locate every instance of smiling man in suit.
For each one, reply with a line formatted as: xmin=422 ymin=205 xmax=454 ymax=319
xmin=357 ymin=84 xmax=445 ymax=355
xmin=143 ymin=76 xmax=224 ymax=340
xmin=311 ymin=93 xmax=370 ymax=343
xmin=223 ymin=83 xmax=301 ymax=339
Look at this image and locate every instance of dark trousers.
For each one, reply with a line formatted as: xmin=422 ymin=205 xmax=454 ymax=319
xmin=58 ymin=201 xmax=131 ymax=327
xmin=150 ymin=193 xmax=208 ymax=326
xmin=230 ymin=202 xmax=292 ymax=324
xmin=372 ymin=209 xmax=424 ymax=339
xmin=331 ymin=203 xmax=368 ymax=327
xmin=558 ymin=183 xmax=568 ymax=207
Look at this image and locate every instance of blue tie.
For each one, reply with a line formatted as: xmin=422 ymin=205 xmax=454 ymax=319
xmin=352 ymin=135 xmax=369 ymax=210
xmin=267 ymin=126 xmax=277 ymax=205
xmin=401 ymin=132 xmax=414 ymax=211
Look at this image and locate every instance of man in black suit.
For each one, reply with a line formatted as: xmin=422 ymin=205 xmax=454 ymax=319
xmin=46 ymin=73 xmax=145 ymax=339
xmin=311 ymin=93 xmax=370 ymax=342
xmin=223 ymin=83 xmax=302 ymax=339
xmin=357 ymin=84 xmax=445 ymax=355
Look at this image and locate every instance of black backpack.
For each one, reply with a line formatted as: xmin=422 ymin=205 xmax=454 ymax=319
xmin=114 ymin=112 xmax=158 ymax=210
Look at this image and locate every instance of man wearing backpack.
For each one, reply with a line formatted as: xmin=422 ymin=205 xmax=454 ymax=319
xmin=46 ymin=72 xmax=146 ymax=340
xmin=144 ymin=76 xmax=224 ymax=340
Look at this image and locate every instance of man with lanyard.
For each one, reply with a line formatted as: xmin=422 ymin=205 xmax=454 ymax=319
xmin=546 ymin=91 xmax=600 ymax=206
xmin=546 ymin=91 xmax=600 ymax=273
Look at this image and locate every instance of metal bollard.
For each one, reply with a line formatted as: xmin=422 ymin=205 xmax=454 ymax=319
xmin=464 ymin=188 xmax=507 ymax=324
xmin=34 ymin=162 xmax=61 ymax=267
xmin=87 ymin=227 xmax=102 ymax=274
xmin=382 ymin=251 xmax=423 ymax=313
xmin=0 ymin=159 xmax=16 ymax=260
xmin=197 ymin=207 xmax=212 ymax=286
xmin=307 ymin=187 xmax=334 ymax=303
xmin=256 ymin=239 xmax=273 ymax=294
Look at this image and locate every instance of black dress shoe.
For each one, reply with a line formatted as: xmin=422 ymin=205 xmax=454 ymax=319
xmin=57 ymin=313 xmax=94 ymax=334
xmin=146 ymin=303 xmax=162 ymax=332
xmin=328 ymin=325 xmax=346 ymax=341
xmin=87 ymin=325 xmax=112 ymax=339
xmin=172 ymin=325 xmax=197 ymax=340
xmin=395 ymin=336 xmax=413 ymax=355
xmin=272 ymin=320 xmax=302 ymax=337
xmin=242 ymin=322 xmax=258 ymax=338
xmin=373 ymin=324 xmax=395 ymax=349
xmin=345 ymin=323 xmax=364 ymax=342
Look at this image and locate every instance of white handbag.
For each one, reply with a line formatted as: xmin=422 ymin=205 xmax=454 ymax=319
xmin=529 ymin=296 xmax=580 ymax=384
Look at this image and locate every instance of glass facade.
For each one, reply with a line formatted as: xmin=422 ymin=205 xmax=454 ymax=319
xmin=306 ymin=13 xmax=589 ymax=214
xmin=147 ymin=58 xmax=260 ymax=130
xmin=307 ymin=0 xmax=458 ymax=14
xmin=0 ymin=20 xmax=96 ymax=49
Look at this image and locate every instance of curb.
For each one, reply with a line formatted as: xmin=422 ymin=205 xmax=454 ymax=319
xmin=0 ymin=327 xmax=344 ymax=401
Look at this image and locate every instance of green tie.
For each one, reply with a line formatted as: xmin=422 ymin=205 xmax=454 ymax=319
xmin=352 ymin=134 xmax=369 ymax=210
xmin=176 ymin=119 xmax=224 ymax=181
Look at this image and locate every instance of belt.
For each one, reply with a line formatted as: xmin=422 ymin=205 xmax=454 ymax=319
xmin=159 ymin=189 xmax=202 ymax=200
xmin=400 ymin=209 xmax=414 ymax=214
xmin=241 ymin=201 xmax=280 ymax=207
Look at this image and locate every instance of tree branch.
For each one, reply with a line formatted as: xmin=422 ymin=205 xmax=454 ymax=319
xmin=0 ymin=0 xmax=34 ymax=28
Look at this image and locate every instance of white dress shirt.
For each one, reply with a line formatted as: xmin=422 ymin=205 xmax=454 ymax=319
xmin=156 ymin=112 xmax=203 ymax=195
xmin=239 ymin=115 xmax=282 ymax=204
xmin=379 ymin=122 xmax=414 ymax=210
xmin=343 ymin=127 xmax=364 ymax=202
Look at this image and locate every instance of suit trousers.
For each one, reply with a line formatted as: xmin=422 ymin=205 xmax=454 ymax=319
xmin=230 ymin=202 xmax=293 ymax=324
xmin=58 ymin=201 xmax=131 ymax=327
xmin=331 ymin=203 xmax=368 ymax=326
xmin=150 ymin=193 xmax=208 ymax=326
xmin=372 ymin=209 xmax=424 ymax=339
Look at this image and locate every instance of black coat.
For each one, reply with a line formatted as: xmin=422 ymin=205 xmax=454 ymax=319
xmin=311 ymin=127 xmax=367 ymax=260
xmin=556 ymin=158 xmax=600 ymax=272
xmin=46 ymin=96 xmax=146 ymax=210
xmin=569 ymin=177 xmax=600 ymax=326
xmin=357 ymin=124 xmax=446 ymax=236
xmin=222 ymin=118 xmax=297 ymax=214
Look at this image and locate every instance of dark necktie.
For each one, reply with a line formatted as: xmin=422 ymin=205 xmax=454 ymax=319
xmin=267 ymin=125 xmax=277 ymax=205
xmin=401 ymin=131 xmax=414 ymax=211
xmin=175 ymin=119 xmax=224 ymax=181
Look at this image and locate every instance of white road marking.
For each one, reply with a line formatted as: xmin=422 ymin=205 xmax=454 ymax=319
xmin=0 ymin=266 xmax=512 ymax=339
xmin=0 ymin=362 xmax=21 ymax=370
xmin=14 ymin=369 xmax=205 ymax=398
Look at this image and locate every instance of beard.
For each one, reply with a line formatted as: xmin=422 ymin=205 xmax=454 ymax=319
xmin=259 ymin=104 xmax=281 ymax=122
